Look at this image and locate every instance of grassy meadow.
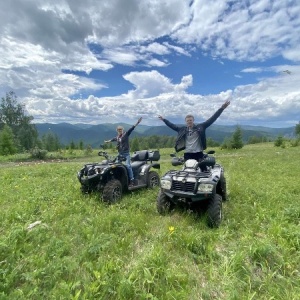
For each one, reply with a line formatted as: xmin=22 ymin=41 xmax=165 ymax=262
xmin=0 ymin=143 xmax=299 ymax=299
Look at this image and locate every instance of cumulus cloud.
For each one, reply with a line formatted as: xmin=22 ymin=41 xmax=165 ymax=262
xmin=0 ymin=0 xmax=299 ymax=127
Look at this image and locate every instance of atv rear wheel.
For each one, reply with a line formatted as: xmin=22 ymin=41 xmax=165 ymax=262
xmin=207 ymin=194 xmax=222 ymax=228
xmin=147 ymin=171 xmax=160 ymax=188
xmin=102 ymin=179 xmax=122 ymax=204
xmin=157 ymin=189 xmax=174 ymax=215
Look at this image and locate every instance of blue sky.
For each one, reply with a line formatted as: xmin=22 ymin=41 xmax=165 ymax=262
xmin=0 ymin=0 xmax=299 ymax=128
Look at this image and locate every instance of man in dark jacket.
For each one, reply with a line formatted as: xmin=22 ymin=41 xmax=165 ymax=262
xmin=158 ymin=100 xmax=230 ymax=161
xmin=104 ymin=117 xmax=142 ymax=186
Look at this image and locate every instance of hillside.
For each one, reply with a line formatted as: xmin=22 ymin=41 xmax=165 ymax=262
xmin=34 ymin=122 xmax=295 ymax=147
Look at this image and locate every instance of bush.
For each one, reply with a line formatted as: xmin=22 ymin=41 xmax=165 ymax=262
xmin=274 ymin=136 xmax=285 ymax=147
xmin=30 ymin=147 xmax=48 ymax=159
xmin=84 ymin=145 xmax=93 ymax=155
xmin=290 ymin=138 xmax=299 ymax=147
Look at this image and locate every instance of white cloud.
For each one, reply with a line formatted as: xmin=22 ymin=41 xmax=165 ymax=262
xmin=241 ymin=68 xmax=263 ymax=73
xmin=24 ymin=66 xmax=300 ymax=127
xmin=173 ymin=0 xmax=300 ymax=61
xmin=0 ymin=0 xmax=299 ymax=127
xmin=140 ymin=42 xmax=170 ymax=55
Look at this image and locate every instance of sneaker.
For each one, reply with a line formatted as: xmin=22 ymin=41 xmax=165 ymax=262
xmin=129 ymin=179 xmax=135 ymax=187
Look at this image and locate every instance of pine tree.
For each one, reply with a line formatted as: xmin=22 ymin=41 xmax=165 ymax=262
xmin=230 ymin=126 xmax=244 ymax=149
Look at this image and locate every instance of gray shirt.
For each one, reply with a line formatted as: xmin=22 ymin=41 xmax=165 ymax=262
xmin=185 ymin=127 xmax=202 ymax=153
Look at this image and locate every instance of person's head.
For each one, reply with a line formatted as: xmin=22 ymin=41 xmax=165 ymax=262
xmin=185 ymin=114 xmax=194 ymax=128
xmin=116 ymin=126 xmax=124 ymax=135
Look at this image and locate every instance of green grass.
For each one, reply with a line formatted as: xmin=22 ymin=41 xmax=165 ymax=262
xmin=0 ymin=144 xmax=299 ymax=299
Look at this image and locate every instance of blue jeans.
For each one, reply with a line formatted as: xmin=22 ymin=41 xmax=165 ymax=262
xmin=120 ymin=151 xmax=134 ymax=181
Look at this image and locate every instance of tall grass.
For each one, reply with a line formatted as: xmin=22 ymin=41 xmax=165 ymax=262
xmin=0 ymin=144 xmax=299 ymax=299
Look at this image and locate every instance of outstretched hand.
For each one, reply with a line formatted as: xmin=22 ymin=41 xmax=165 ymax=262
xmin=135 ymin=117 xmax=142 ymax=127
xmin=158 ymin=115 xmax=164 ymax=121
xmin=222 ymin=100 xmax=230 ymax=109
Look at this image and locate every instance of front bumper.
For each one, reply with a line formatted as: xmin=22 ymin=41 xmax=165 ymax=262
xmin=162 ymin=188 xmax=213 ymax=201
xmin=77 ymin=172 xmax=101 ymax=186
xmin=160 ymin=175 xmax=216 ymax=202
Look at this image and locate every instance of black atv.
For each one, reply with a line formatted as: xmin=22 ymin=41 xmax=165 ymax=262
xmin=77 ymin=149 xmax=160 ymax=204
xmin=157 ymin=150 xmax=227 ymax=228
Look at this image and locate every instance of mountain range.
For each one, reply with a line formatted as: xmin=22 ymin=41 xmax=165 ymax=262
xmin=34 ymin=122 xmax=296 ymax=147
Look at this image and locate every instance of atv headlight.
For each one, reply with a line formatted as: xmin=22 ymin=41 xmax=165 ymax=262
xmin=198 ymin=183 xmax=214 ymax=192
xmin=161 ymin=179 xmax=171 ymax=190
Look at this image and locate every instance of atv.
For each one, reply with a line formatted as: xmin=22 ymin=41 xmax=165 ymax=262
xmin=157 ymin=150 xmax=227 ymax=228
xmin=77 ymin=148 xmax=160 ymax=204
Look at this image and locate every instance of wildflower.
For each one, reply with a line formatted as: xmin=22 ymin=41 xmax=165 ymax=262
xmin=168 ymin=226 xmax=175 ymax=234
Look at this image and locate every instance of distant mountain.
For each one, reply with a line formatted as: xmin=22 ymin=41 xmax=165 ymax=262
xmin=34 ymin=122 xmax=296 ymax=147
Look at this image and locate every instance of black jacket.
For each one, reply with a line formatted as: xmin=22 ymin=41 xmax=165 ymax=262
xmin=162 ymin=108 xmax=225 ymax=152
xmin=109 ymin=126 xmax=135 ymax=153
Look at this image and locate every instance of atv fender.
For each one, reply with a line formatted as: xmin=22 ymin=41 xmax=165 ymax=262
xmin=139 ymin=163 xmax=160 ymax=175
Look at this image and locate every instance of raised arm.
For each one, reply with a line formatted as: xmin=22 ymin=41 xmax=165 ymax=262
xmin=127 ymin=117 xmax=143 ymax=136
xmin=134 ymin=117 xmax=142 ymax=127
xmin=158 ymin=115 xmax=180 ymax=132
xmin=202 ymin=100 xmax=231 ymax=128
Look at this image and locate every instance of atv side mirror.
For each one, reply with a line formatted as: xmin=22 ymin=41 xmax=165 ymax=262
xmin=170 ymin=153 xmax=176 ymax=157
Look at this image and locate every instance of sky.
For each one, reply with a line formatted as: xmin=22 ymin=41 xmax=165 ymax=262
xmin=0 ymin=0 xmax=299 ymax=128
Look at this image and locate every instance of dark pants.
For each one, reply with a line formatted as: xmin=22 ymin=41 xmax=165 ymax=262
xmin=184 ymin=152 xmax=204 ymax=161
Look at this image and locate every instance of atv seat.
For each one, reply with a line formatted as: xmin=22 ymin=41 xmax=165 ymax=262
xmin=131 ymin=150 xmax=160 ymax=162
xmin=131 ymin=161 xmax=146 ymax=169
xmin=199 ymin=156 xmax=216 ymax=170
xmin=131 ymin=150 xmax=148 ymax=162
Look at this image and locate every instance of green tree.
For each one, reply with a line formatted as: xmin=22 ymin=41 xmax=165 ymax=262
xmin=69 ymin=140 xmax=76 ymax=150
xmin=131 ymin=137 xmax=140 ymax=152
xmin=0 ymin=124 xmax=17 ymax=155
xmin=0 ymin=91 xmax=38 ymax=151
xmin=42 ymin=131 xmax=61 ymax=151
xmin=221 ymin=127 xmax=243 ymax=149
xmin=79 ymin=140 xmax=84 ymax=150
xmin=274 ymin=135 xmax=285 ymax=147
xmin=230 ymin=126 xmax=244 ymax=149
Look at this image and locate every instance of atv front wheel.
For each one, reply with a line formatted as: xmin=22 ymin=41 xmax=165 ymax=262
xmin=147 ymin=171 xmax=160 ymax=188
xmin=157 ymin=189 xmax=174 ymax=215
xmin=207 ymin=194 xmax=222 ymax=228
xmin=102 ymin=179 xmax=122 ymax=204
xmin=220 ymin=172 xmax=228 ymax=201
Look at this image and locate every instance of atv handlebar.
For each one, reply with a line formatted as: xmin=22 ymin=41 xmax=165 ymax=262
xmin=170 ymin=150 xmax=215 ymax=166
xmin=98 ymin=151 xmax=126 ymax=163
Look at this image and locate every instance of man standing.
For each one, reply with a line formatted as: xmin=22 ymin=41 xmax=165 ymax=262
xmin=158 ymin=100 xmax=230 ymax=161
xmin=104 ymin=117 xmax=142 ymax=186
